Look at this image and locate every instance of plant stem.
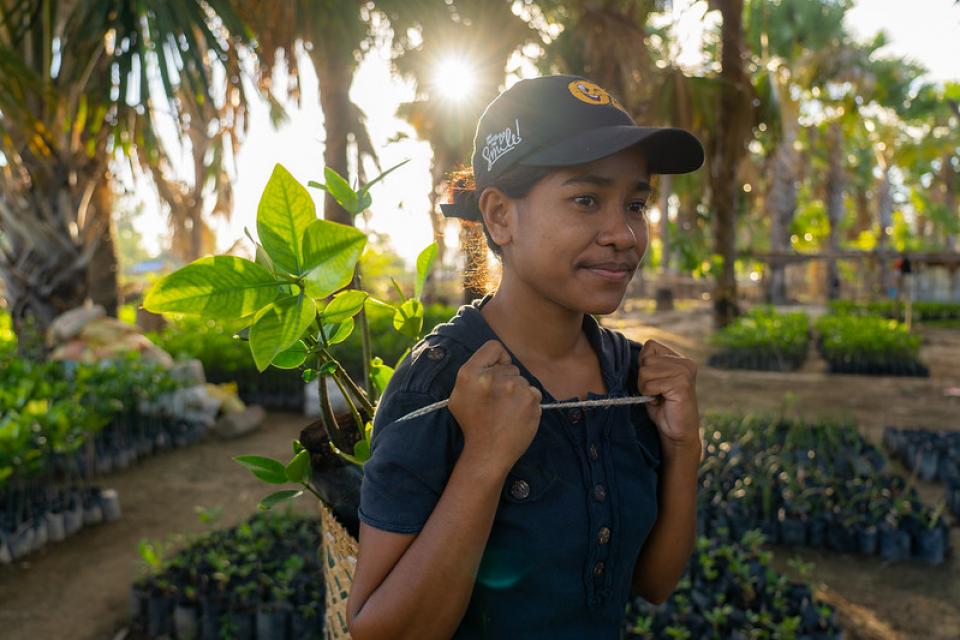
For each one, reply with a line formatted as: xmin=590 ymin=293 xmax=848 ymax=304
xmin=331 ymin=371 xmax=365 ymax=441
xmin=354 ymin=265 xmax=373 ymax=400
xmin=316 ymin=345 xmax=374 ymax=417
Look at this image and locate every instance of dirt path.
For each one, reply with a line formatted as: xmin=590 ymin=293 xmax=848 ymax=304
xmin=607 ymin=301 xmax=960 ymax=640
xmin=0 ymin=413 xmax=316 ymax=640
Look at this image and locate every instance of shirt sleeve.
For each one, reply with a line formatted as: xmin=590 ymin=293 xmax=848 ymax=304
xmin=358 ymin=389 xmax=461 ymax=534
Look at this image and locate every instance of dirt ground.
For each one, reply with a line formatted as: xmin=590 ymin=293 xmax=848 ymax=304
xmin=608 ymin=300 xmax=960 ymax=640
xmin=0 ymin=413 xmax=316 ymax=640
xmin=1 ymin=301 xmax=957 ymax=639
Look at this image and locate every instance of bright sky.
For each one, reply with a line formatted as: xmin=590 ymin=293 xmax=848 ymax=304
xmin=128 ymin=0 xmax=960 ymax=270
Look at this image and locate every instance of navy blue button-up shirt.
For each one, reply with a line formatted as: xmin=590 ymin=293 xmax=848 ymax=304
xmin=358 ymin=293 xmax=663 ymax=638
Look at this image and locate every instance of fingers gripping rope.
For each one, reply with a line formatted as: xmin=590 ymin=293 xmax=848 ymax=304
xmin=394 ymin=395 xmax=659 ymax=423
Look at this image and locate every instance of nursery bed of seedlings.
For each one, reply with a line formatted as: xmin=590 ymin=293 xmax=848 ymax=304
xmin=814 ymin=314 xmax=928 ymax=377
xmin=624 ymin=531 xmax=842 ymax=640
xmin=829 ymin=300 xmax=960 ymax=324
xmin=698 ymin=413 xmax=952 ymax=565
xmin=706 ymin=307 xmax=811 ymax=372
xmin=129 ymin=511 xmax=324 ymax=640
xmin=151 ymin=303 xmax=459 ymax=413
xmin=0 ymin=353 xmax=204 ymax=563
xmin=883 ymin=427 xmax=960 ymax=518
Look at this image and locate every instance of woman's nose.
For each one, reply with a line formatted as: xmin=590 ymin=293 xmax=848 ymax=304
xmin=598 ymin=205 xmax=643 ymax=251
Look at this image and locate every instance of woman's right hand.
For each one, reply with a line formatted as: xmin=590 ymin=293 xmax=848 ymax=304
xmin=447 ymin=339 xmax=542 ymax=477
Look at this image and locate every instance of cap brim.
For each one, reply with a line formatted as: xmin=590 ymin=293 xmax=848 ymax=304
xmin=519 ymin=125 xmax=704 ymax=175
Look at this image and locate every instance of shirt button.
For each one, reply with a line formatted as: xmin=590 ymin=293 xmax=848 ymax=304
xmin=593 ymin=561 xmax=605 ymax=577
xmin=567 ymin=408 xmax=583 ymax=423
xmin=589 ymin=444 xmax=599 ymax=460
xmin=598 ymin=527 xmax=611 ymax=545
xmin=594 ymin=484 xmax=606 ymax=502
xmin=426 ymin=346 xmax=446 ymax=361
xmin=510 ymin=479 xmax=530 ymax=500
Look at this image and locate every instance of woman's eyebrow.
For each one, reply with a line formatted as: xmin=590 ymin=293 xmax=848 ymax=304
xmin=561 ymin=174 xmax=652 ymax=193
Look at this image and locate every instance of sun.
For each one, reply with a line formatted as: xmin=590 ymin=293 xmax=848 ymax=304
xmin=432 ymin=56 xmax=476 ymax=102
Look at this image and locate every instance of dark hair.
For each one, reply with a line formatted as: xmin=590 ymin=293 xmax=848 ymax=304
xmin=446 ymin=164 xmax=553 ymax=294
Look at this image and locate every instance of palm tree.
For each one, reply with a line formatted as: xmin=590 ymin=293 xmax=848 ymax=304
xmin=744 ymin=0 xmax=852 ymax=304
xmin=232 ymin=1 xmax=378 ymax=226
xmin=376 ymin=0 xmax=537 ymax=303
xmin=709 ymin=0 xmax=753 ymax=328
xmin=0 ymin=0 xmax=257 ymax=354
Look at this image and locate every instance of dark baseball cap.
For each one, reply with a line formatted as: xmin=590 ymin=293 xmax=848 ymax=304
xmin=441 ymin=74 xmax=703 ymax=220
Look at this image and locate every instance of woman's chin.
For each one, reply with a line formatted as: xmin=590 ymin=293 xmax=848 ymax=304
xmin=573 ymin=289 xmax=626 ymax=316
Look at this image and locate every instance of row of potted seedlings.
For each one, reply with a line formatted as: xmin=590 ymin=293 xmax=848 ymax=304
xmin=0 ymin=353 xmax=199 ymax=563
xmin=829 ymin=300 xmax=960 ymax=323
xmin=697 ymin=413 xmax=952 ymax=564
xmin=707 ymin=307 xmax=811 ymax=372
xmin=883 ymin=426 xmax=960 ymax=518
xmin=130 ymin=511 xmax=325 ymax=640
xmin=882 ymin=427 xmax=960 ymax=483
xmin=814 ymin=313 xmax=928 ymax=377
xmin=625 ymin=530 xmax=842 ymax=640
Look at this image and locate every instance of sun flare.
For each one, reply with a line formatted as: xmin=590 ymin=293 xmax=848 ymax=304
xmin=432 ymin=56 xmax=476 ymax=102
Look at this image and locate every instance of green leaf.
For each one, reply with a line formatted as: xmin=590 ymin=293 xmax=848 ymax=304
xmin=143 ymin=256 xmax=280 ymax=319
xmin=392 ymin=299 xmax=424 ymax=339
xmin=370 ymin=357 xmax=394 ymax=396
xmin=357 ymin=191 xmax=373 ymax=212
xmin=415 ymin=242 xmax=438 ymax=300
xmin=284 ymin=449 xmax=311 ymax=483
xmin=272 ymin=340 xmax=308 ymax=369
xmin=258 ymin=490 xmax=304 ymax=511
xmin=257 ymin=164 xmax=317 ymax=274
xmin=234 ymin=455 xmax=288 ymax=484
xmin=353 ymin=439 xmax=371 ymax=462
xmin=323 ymin=166 xmax=360 ymax=214
xmin=364 ymin=296 xmax=396 ymax=318
xmin=301 ymin=219 xmax=367 ymax=298
xmin=323 ymin=318 xmax=355 ymax=345
xmin=301 ymin=368 xmax=318 ymax=383
xmin=249 ymin=295 xmax=318 ymax=372
xmin=357 ymin=159 xmax=410 ymax=196
xmin=328 ymin=441 xmax=365 ymax=466
xmin=293 ymin=440 xmax=304 ymax=455
xmin=245 ymin=226 xmax=278 ymax=275
xmin=321 ymin=290 xmax=369 ymax=324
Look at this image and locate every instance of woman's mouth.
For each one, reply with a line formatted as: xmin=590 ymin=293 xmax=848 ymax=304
xmin=581 ymin=266 xmax=633 ymax=282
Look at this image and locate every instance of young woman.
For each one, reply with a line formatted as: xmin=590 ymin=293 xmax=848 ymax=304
xmin=346 ymin=75 xmax=704 ymax=639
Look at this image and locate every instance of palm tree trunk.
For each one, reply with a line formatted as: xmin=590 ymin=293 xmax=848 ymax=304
xmin=942 ymin=152 xmax=956 ymax=251
xmin=824 ymin=122 xmax=845 ymax=301
xmin=87 ymin=174 xmax=119 ymax=317
xmin=876 ymin=169 xmax=894 ymax=295
xmin=658 ymin=174 xmax=673 ymax=273
xmin=313 ymin=48 xmax=353 ymax=226
xmin=766 ymin=138 xmax=798 ymax=304
xmin=711 ymin=0 xmax=750 ymax=329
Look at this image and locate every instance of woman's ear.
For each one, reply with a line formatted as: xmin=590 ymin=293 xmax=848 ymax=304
xmin=478 ymin=187 xmax=514 ymax=249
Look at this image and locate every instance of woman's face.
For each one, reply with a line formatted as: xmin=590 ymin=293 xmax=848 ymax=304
xmin=493 ymin=145 xmax=651 ymax=315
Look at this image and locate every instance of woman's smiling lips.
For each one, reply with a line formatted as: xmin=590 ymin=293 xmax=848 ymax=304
xmin=579 ymin=261 xmax=637 ymax=282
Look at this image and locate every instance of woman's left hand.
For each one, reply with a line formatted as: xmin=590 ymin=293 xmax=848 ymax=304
xmin=635 ymin=339 xmax=701 ymax=456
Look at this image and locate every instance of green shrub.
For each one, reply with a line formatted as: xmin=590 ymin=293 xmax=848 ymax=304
xmin=707 ymin=306 xmax=810 ymax=371
xmin=814 ymin=313 xmax=925 ymax=374
xmin=828 ymin=299 xmax=960 ymax=323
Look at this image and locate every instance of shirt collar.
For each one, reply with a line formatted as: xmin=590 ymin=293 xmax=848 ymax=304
xmin=429 ymin=293 xmax=628 ymax=401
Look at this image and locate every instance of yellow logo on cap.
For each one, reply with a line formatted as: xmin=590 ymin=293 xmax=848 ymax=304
xmin=568 ymin=79 xmax=630 ymax=115
xmin=568 ymin=80 xmax=611 ymax=105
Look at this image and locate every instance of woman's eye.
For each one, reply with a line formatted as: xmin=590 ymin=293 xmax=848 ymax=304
xmin=628 ymin=201 xmax=649 ymax=216
xmin=572 ymin=195 xmax=598 ymax=208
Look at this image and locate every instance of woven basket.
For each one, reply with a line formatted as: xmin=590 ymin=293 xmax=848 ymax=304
xmin=319 ymin=499 xmax=359 ymax=639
